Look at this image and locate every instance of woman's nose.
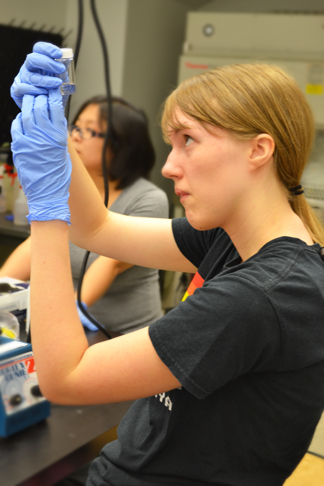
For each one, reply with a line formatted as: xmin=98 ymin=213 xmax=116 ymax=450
xmin=161 ymin=150 xmax=181 ymax=180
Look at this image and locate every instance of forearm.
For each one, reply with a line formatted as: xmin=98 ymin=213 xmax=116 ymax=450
xmin=68 ymin=138 xmax=108 ymax=246
xmin=67 ymin=141 xmax=194 ymax=273
xmin=77 ymin=258 xmax=133 ymax=307
xmin=30 ymin=220 xmax=89 ymax=400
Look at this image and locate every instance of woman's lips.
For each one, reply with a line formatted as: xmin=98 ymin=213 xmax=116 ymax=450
xmin=175 ymin=189 xmax=189 ymax=204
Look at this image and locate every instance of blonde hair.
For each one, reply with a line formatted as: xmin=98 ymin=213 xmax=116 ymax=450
xmin=161 ymin=63 xmax=324 ymax=245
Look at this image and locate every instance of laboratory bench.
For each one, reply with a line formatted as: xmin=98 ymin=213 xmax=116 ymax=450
xmin=0 ymin=329 xmax=134 ymax=486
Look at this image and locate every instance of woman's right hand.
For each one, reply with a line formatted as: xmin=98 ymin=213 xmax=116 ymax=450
xmin=11 ymin=42 xmax=65 ymax=108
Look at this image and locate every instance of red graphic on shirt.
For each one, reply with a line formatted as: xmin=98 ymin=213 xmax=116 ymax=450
xmin=182 ymin=272 xmax=204 ymax=301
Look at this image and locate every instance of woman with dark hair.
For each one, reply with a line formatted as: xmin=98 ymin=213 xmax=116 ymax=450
xmin=0 ymin=95 xmax=169 ymax=335
xmin=70 ymin=95 xmax=155 ymax=190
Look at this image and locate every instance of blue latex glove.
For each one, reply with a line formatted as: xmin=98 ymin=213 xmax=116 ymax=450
xmin=76 ymin=301 xmax=99 ymax=332
xmin=11 ymin=42 xmax=65 ymax=109
xmin=10 ymin=88 xmax=71 ymax=223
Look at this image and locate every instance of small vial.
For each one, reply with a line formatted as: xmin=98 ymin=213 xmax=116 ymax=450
xmin=55 ymin=48 xmax=76 ymax=97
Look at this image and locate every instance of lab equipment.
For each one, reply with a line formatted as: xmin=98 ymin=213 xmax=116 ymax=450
xmin=0 ymin=278 xmax=49 ymax=438
xmin=0 ymin=277 xmax=30 ymax=333
xmin=0 ymin=335 xmax=51 ymax=437
xmin=13 ymin=185 xmax=29 ymax=226
xmin=301 ymin=132 xmax=324 ymax=225
xmin=11 ymin=88 xmax=72 ymax=224
xmin=55 ymin=47 xmax=76 ymax=97
xmin=179 ymin=12 xmax=324 ymax=126
xmin=0 ymin=311 xmax=19 ymax=339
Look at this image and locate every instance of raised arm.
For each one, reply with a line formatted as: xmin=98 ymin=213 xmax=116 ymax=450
xmin=67 ymin=139 xmax=194 ymax=273
xmin=11 ymin=90 xmax=181 ymax=404
xmin=10 ymin=41 xmax=194 ymax=274
xmin=30 ymin=219 xmax=181 ymax=404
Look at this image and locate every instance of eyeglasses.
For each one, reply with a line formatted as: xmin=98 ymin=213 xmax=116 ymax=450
xmin=68 ymin=125 xmax=105 ymax=140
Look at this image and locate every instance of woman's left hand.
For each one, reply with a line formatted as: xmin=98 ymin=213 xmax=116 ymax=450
xmin=10 ymin=42 xmax=64 ymax=108
xmin=10 ymin=88 xmax=71 ymax=224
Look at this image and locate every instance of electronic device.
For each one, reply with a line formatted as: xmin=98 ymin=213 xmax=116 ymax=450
xmin=0 ymin=277 xmax=50 ymax=437
xmin=0 ymin=277 xmax=30 ymax=333
xmin=0 ymin=335 xmax=50 ymax=437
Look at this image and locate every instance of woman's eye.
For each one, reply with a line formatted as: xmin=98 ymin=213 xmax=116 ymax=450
xmin=184 ymin=135 xmax=194 ymax=147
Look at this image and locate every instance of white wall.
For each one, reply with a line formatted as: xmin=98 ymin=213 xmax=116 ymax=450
xmin=0 ymin=0 xmax=67 ymax=28
xmin=64 ymin=0 xmax=129 ymax=120
xmin=122 ymin=0 xmax=190 ymax=197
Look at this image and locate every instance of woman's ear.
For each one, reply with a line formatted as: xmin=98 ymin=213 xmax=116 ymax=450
xmin=249 ymin=134 xmax=275 ymax=170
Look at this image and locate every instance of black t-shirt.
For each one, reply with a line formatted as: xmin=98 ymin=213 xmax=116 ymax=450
xmin=88 ymin=219 xmax=324 ymax=486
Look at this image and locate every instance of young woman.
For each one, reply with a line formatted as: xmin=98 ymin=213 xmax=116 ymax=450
xmin=1 ymin=94 xmax=169 ymax=335
xmin=10 ymin=42 xmax=324 ymax=486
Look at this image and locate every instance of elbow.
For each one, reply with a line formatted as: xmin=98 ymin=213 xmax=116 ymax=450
xmin=37 ymin=380 xmax=62 ymax=404
xmin=37 ymin=377 xmax=73 ymax=405
xmin=115 ymin=261 xmax=133 ymax=275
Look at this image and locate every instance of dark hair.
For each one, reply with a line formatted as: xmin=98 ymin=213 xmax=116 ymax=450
xmin=72 ymin=95 xmax=155 ymax=189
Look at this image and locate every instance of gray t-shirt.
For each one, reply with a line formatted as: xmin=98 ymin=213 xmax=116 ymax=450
xmin=70 ymin=178 xmax=169 ymax=334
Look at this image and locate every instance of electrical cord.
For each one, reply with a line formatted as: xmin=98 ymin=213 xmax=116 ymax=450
xmin=76 ymin=0 xmax=114 ymax=339
xmin=73 ymin=0 xmax=84 ymax=68
xmin=64 ymin=0 xmax=84 ymax=122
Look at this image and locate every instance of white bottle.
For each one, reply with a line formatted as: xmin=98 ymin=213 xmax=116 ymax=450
xmin=13 ymin=185 xmax=29 ymax=226
xmin=0 ymin=165 xmax=7 ymax=213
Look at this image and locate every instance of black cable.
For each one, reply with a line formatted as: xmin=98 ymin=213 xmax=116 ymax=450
xmin=90 ymin=0 xmax=113 ymax=207
xmin=73 ymin=0 xmax=84 ymax=69
xmin=76 ymin=0 xmax=114 ymax=339
xmin=64 ymin=0 xmax=84 ymax=122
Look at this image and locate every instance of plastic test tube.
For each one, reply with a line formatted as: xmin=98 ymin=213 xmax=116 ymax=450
xmin=55 ymin=48 xmax=76 ymax=96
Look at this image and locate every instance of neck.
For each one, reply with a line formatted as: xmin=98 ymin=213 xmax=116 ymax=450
xmin=223 ymin=182 xmax=313 ymax=262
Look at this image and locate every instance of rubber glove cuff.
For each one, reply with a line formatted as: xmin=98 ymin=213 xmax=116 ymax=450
xmin=27 ymin=204 xmax=71 ymax=224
